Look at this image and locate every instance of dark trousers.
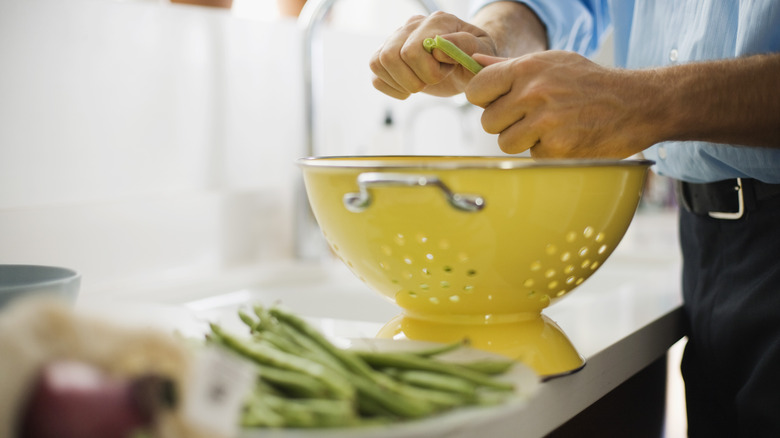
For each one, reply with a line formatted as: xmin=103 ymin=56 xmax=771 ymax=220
xmin=679 ymin=194 xmax=780 ymax=437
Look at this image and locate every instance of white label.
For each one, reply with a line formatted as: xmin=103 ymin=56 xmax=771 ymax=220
xmin=183 ymin=346 xmax=255 ymax=437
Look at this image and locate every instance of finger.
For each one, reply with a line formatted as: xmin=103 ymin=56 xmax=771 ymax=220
xmin=400 ymin=14 xmax=487 ymax=83
xmin=496 ymin=118 xmax=541 ymax=155
xmin=369 ymin=49 xmax=414 ymax=97
xmin=371 ymin=75 xmax=410 ymax=100
xmin=399 ymin=36 xmax=450 ymax=86
xmin=368 ymin=15 xmax=436 ymax=95
xmin=464 ymin=59 xmax=519 ymax=108
xmin=378 ymin=40 xmax=430 ymax=94
xmin=472 ymin=53 xmax=507 ymax=67
xmin=479 ymin=92 xmax=528 ymax=135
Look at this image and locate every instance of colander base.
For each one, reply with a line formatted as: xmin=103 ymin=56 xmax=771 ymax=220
xmin=376 ymin=313 xmax=586 ymax=378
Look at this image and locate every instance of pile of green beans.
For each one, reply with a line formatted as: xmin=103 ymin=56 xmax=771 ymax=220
xmin=207 ymin=305 xmax=520 ymax=429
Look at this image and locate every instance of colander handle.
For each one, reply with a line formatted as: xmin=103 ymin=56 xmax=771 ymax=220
xmin=343 ymin=172 xmax=486 ymax=213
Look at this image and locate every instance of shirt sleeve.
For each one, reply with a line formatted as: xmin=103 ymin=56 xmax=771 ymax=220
xmin=469 ymin=0 xmax=612 ymax=58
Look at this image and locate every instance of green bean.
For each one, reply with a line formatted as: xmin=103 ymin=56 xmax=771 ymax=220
xmin=243 ymin=386 xmax=358 ymax=428
xmin=423 ymin=35 xmax=483 ymax=74
xmin=241 ymin=393 xmax=286 ymax=428
xmin=357 ymin=351 xmax=515 ymax=391
xmin=209 ymin=323 xmax=355 ymax=401
xmin=258 ymin=395 xmax=358 ymax=428
xmin=255 ymin=363 xmax=331 ymax=398
xmin=275 ymin=323 xmax=346 ymax=372
xmin=254 ymin=331 xmax=308 ymax=358
xmin=386 ymin=369 xmax=478 ymax=398
xmin=252 ymin=305 xmax=280 ymax=333
xmin=350 ymin=374 xmax=439 ymax=418
xmin=238 ymin=309 xmax=260 ymax=332
xmin=268 ymin=308 xmax=375 ymax=377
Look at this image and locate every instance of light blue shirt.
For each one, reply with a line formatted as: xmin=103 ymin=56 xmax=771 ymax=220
xmin=470 ymin=0 xmax=780 ymax=183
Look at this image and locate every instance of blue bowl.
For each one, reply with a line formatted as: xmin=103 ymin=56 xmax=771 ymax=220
xmin=0 ymin=265 xmax=81 ymax=310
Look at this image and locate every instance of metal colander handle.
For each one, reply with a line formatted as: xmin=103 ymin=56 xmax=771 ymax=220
xmin=343 ymin=172 xmax=486 ymax=213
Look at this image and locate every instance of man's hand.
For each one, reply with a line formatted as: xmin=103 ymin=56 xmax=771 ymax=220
xmin=466 ymin=51 xmax=780 ymax=158
xmin=369 ymin=11 xmax=497 ymax=99
xmin=467 ymin=51 xmax=662 ymax=158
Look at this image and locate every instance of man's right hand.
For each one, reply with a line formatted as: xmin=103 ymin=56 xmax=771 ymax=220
xmin=369 ymin=11 xmax=497 ymax=99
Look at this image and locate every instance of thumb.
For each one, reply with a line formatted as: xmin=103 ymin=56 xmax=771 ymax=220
xmin=472 ymin=53 xmax=508 ymax=67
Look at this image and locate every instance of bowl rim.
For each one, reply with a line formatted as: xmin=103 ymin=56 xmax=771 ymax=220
xmin=0 ymin=264 xmax=81 ymax=293
xmin=297 ymin=155 xmax=654 ymax=170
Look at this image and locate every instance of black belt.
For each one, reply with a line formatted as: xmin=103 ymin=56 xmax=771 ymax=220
xmin=676 ymin=178 xmax=780 ymax=220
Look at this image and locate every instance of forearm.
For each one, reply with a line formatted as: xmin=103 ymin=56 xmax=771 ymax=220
xmin=648 ymin=53 xmax=780 ymax=148
xmin=471 ymin=1 xmax=547 ymax=57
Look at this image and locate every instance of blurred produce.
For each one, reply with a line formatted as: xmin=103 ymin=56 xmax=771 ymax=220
xmin=0 ymin=298 xmax=222 ymax=438
xmin=19 ymin=361 xmax=175 ymax=438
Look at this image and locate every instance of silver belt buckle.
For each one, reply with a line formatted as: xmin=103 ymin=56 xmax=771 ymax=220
xmin=708 ymin=177 xmax=744 ymax=220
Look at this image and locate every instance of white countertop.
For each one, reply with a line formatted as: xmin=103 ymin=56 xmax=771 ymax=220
xmin=78 ymin=211 xmax=684 ymax=437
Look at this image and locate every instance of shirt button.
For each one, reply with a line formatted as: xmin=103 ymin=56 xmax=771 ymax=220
xmin=658 ymin=146 xmax=667 ymax=159
xmin=669 ymin=49 xmax=679 ymax=62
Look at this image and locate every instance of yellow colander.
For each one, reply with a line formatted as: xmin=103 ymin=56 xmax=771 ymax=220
xmin=299 ymin=156 xmax=652 ymax=376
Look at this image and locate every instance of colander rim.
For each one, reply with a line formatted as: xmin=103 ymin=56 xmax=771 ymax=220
xmin=297 ymin=155 xmax=654 ymax=170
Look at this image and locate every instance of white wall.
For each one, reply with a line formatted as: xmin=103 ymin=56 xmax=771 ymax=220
xmin=0 ymin=0 xmax=303 ymax=295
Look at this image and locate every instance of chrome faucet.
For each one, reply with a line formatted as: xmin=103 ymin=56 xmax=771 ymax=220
xmin=294 ymin=0 xmax=439 ymax=260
